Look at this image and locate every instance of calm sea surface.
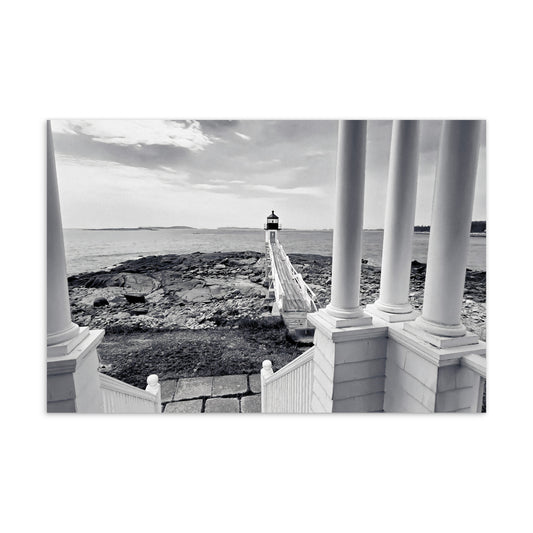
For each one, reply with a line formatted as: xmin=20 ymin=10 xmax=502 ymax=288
xmin=64 ymin=228 xmax=486 ymax=276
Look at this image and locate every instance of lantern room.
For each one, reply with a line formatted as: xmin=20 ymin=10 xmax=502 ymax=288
xmin=265 ymin=210 xmax=280 ymax=243
xmin=265 ymin=210 xmax=280 ymax=230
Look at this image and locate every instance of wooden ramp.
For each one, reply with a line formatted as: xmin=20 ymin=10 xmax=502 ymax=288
xmin=267 ymin=240 xmax=318 ymax=335
xmin=270 ymin=242 xmax=312 ymax=312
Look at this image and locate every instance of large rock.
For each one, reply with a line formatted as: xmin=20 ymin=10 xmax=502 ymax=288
xmin=181 ymin=287 xmax=212 ymax=303
xmin=130 ymin=306 xmax=149 ymax=315
xmin=125 ymin=293 xmax=145 ymax=304
xmin=93 ymin=297 xmax=109 ymax=307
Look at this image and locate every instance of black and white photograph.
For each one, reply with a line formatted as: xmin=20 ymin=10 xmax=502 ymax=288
xmin=47 ymin=119 xmax=486 ymax=413
xmin=5 ymin=1 xmax=533 ymax=531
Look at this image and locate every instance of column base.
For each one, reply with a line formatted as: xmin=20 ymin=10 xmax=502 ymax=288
xmin=47 ymin=326 xmax=90 ymax=356
xmin=404 ymin=318 xmax=479 ymax=349
xmin=366 ymin=303 xmax=419 ymax=323
xmin=47 ymin=321 xmax=81 ymax=347
xmin=321 ymin=306 xmax=373 ymax=328
xmin=385 ymin=322 xmax=486 ymax=412
xmin=308 ymin=310 xmax=388 ymax=413
xmin=47 ymin=328 xmax=105 ymax=413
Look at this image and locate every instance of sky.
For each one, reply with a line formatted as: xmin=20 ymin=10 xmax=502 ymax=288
xmin=51 ymin=119 xmax=486 ymax=230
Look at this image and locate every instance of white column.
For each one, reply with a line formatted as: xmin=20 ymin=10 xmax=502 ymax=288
xmin=47 ymin=121 xmax=79 ymax=346
xmin=372 ymin=120 xmax=420 ymax=320
xmin=325 ymin=120 xmax=370 ymax=326
xmin=414 ymin=120 xmax=482 ymax=338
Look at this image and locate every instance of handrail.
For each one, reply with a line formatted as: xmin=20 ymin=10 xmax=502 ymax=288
xmin=100 ymin=373 xmax=161 ymax=413
xmin=264 ymin=347 xmax=315 ymax=384
xmin=268 ymin=242 xmax=286 ymax=309
xmin=261 ymin=347 xmax=315 ymax=413
xmin=461 ymin=353 xmax=487 ymax=379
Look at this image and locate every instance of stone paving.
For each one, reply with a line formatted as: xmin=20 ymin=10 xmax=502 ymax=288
xmin=161 ymin=374 xmax=261 ymax=413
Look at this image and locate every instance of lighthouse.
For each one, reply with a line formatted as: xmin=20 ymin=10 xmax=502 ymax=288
xmin=264 ymin=210 xmax=280 ymax=244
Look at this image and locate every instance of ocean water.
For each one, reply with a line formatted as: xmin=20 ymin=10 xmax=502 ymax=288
xmin=64 ymin=228 xmax=486 ymax=276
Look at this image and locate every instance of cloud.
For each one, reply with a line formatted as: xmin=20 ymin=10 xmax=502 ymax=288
xmin=234 ymin=131 xmax=251 ymax=141
xmin=52 ymin=119 xmax=213 ymax=151
xmin=193 ymin=183 xmax=229 ymax=190
xmin=52 ymin=119 xmax=485 ymax=230
xmin=209 ymin=178 xmax=245 ymax=185
xmin=56 ymin=154 xmax=191 ymax=188
xmin=246 ymin=184 xmax=323 ymax=197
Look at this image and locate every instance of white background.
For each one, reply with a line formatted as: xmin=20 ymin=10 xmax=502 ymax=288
xmin=1 ymin=1 xmax=532 ymax=532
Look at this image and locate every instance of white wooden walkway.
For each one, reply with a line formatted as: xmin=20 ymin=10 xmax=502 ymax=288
xmin=269 ymin=241 xmax=315 ymax=313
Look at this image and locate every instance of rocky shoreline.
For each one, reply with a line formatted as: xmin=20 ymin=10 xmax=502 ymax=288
xmin=67 ymin=251 xmax=486 ymax=386
xmin=68 ymin=250 xmax=486 ymax=338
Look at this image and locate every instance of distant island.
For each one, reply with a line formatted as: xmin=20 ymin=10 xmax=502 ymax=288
xmin=83 ymin=225 xmax=195 ymax=231
xmin=217 ymin=227 xmax=258 ymax=230
xmin=414 ymin=220 xmax=486 ymax=234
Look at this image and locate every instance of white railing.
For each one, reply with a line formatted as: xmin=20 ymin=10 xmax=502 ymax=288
xmin=100 ymin=373 xmax=162 ymax=413
xmin=277 ymin=243 xmax=318 ymax=311
xmin=261 ymin=347 xmax=315 ymax=413
xmin=268 ymin=242 xmax=285 ymax=310
xmin=461 ymin=353 xmax=487 ymax=413
xmin=269 ymin=242 xmax=318 ymax=312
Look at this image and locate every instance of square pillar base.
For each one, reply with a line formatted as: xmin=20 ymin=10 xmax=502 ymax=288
xmin=47 ymin=328 xmax=106 ymax=413
xmin=366 ymin=304 xmax=419 ymax=323
xmin=318 ymin=308 xmax=373 ymax=329
xmin=307 ymin=311 xmax=388 ymax=413
xmin=403 ymin=321 xmax=479 ymax=349
xmin=384 ymin=322 xmax=486 ymax=413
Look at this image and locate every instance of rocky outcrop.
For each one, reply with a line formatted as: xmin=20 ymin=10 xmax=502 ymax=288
xmin=68 ymin=252 xmax=486 ymax=340
xmin=68 ymin=251 xmax=268 ymax=332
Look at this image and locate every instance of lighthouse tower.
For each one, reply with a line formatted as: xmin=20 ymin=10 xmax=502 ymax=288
xmin=264 ymin=210 xmax=280 ymax=244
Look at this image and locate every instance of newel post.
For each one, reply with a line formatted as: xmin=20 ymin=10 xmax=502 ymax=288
xmin=146 ymin=374 xmax=162 ymax=413
xmin=261 ymin=360 xmax=273 ymax=413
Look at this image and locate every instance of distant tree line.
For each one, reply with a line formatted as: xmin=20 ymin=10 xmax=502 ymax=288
xmin=414 ymin=221 xmax=486 ymax=233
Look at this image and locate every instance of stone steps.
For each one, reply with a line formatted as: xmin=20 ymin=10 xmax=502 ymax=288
xmin=161 ymin=374 xmax=261 ymax=413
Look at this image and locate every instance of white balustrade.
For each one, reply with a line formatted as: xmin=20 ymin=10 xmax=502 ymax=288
xmin=261 ymin=348 xmax=315 ymax=413
xmin=100 ymin=373 xmax=162 ymax=413
xmin=260 ymin=360 xmax=274 ymax=412
xmin=146 ymin=374 xmax=162 ymax=413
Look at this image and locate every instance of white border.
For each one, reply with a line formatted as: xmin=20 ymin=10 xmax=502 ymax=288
xmin=3 ymin=1 xmax=532 ymax=532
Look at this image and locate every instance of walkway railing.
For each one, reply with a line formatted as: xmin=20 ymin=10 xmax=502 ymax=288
xmin=461 ymin=353 xmax=487 ymax=413
xmin=261 ymin=347 xmax=315 ymax=413
xmin=268 ymin=242 xmax=285 ymax=310
xmin=269 ymin=241 xmax=318 ymax=312
xmin=100 ymin=373 xmax=162 ymax=413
